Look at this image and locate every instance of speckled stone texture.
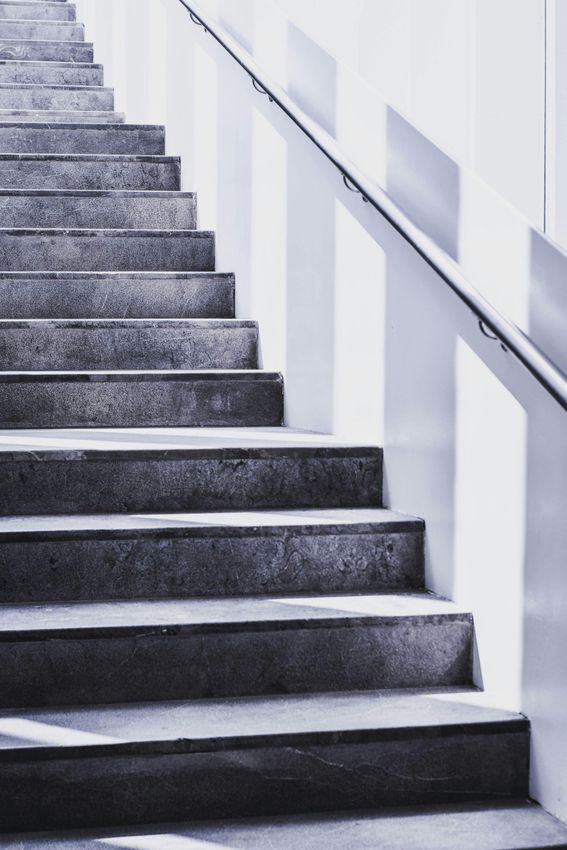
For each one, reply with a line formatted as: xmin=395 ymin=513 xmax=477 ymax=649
xmin=0 ymin=122 xmax=164 ymax=154
xmin=0 ymin=229 xmax=214 ymax=271
xmin=0 ymin=601 xmax=472 ymax=706
xmin=0 ymin=319 xmax=258 ymax=370
xmin=0 ymin=60 xmax=103 ymax=86
xmin=0 ymin=1 xmax=547 ymax=839
xmin=0 ymin=84 xmax=113 ymax=111
xmin=0 ymin=272 xmax=234 ymax=318
xmin=0 ymin=445 xmax=382 ymax=515
xmin=0 ymin=371 xmax=284 ymax=428
xmin=0 ymin=2 xmax=76 ymax=19
xmin=6 ymin=802 xmax=566 ymax=850
xmin=0 ymin=107 xmax=124 ymax=122
xmin=0 ymin=40 xmax=93 ymax=63
xmin=0 ymin=190 xmax=196 ymax=229
xmin=0 ymin=153 xmax=179 ymax=189
xmin=0 ymin=20 xmax=84 ymax=40
xmin=0 ymin=732 xmax=527 ymax=831
xmin=0 ymin=509 xmax=423 ymax=602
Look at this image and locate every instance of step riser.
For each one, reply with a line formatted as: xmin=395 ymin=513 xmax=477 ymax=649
xmin=0 ymin=232 xmax=215 ymax=272
xmin=0 ymin=528 xmax=423 ymax=603
xmin=0 ymin=22 xmax=84 ymax=40
xmin=0 ymin=3 xmax=76 ymax=20
xmin=0 ymin=63 xmax=103 ymax=86
xmin=0 ymin=616 xmax=472 ymax=707
xmin=0 ymin=124 xmax=165 ymax=154
xmin=0 ymin=274 xmax=234 ymax=318
xmin=0 ymin=86 xmax=113 ymax=111
xmin=0 ymin=41 xmax=93 ymax=62
xmin=0 ymin=159 xmax=179 ymax=190
xmin=0 ymin=453 xmax=382 ymax=515
xmin=0 ymin=731 xmax=528 ymax=831
xmin=0 ymin=377 xmax=283 ymax=428
xmin=0 ymin=194 xmax=196 ymax=229
xmin=0 ymin=325 xmax=256 ymax=370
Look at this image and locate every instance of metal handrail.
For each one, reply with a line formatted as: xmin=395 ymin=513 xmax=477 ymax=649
xmin=178 ymin=0 xmax=567 ymax=412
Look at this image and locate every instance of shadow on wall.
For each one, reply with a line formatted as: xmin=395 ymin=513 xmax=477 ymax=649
xmin=285 ymin=22 xmax=337 ymax=430
xmin=387 ymin=109 xmax=460 ymax=261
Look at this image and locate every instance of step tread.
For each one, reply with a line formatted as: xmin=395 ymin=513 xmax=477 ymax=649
xmin=0 ymin=425 xmax=381 ymax=457
xmin=0 ymin=688 xmax=525 ymax=756
xmin=0 ymin=506 xmax=422 ymax=538
xmin=5 ymin=802 xmax=563 ymax=850
xmin=0 ymin=109 xmax=123 ymax=122
xmin=0 ymin=83 xmax=110 ymax=91
xmin=0 ymin=60 xmax=101 ymax=69
xmin=0 ymin=368 xmax=278 ymax=377
xmin=0 ymin=271 xmax=229 ymax=279
xmin=0 ymin=591 xmax=469 ymax=636
xmin=0 ymin=318 xmax=255 ymax=327
xmin=0 ymin=189 xmax=194 ymax=197
xmin=0 ymin=227 xmax=210 ymax=234
xmin=0 ymin=121 xmax=157 ymax=129
xmin=0 ymin=152 xmax=177 ymax=160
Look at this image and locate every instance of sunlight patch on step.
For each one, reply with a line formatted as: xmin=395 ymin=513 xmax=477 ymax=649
xmin=0 ymin=426 xmax=361 ymax=453
xmin=270 ymin=593 xmax=459 ymax=617
xmin=98 ymin=836 xmax=230 ymax=849
xmin=0 ymin=718 xmax=121 ymax=748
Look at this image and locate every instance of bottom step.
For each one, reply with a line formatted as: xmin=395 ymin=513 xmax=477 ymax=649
xmin=0 ymin=689 xmax=527 ymax=831
xmin=1 ymin=802 xmax=566 ymax=849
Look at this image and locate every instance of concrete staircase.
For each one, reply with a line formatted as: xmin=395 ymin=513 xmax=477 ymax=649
xmin=0 ymin=2 xmax=566 ymax=848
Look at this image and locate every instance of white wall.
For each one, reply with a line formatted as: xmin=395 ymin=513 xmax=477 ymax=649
xmin=74 ymin=0 xmax=567 ymax=822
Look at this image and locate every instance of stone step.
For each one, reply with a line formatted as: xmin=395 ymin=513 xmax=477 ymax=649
xmin=0 ymin=19 xmax=83 ymax=40
xmin=0 ymin=154 xmax=179 ymax=189
xmin=0 ymin=427 xmax=382 ymax=515
xmin=0 ymin=107 xmax=122 ymax=121
xmin=0 ymin=690 xmax=527 ymax=831
xmin=0 ymin=370 xmax=284 ymax=429
xmin=0 ymin=121 xmax=163 ymax=153
xmin=0 ymin=593 xmax=473 ymax=707
xmin=0 ymin=271 xmax=234 ymax=318
xmin=0 ymin=1 xmax=76 ymax=20
xmin=0 ymin=319 xmax=257 ymax=370
xmin=0 ymin=38 xmax=92 ymax=62
xmin=0 ymin=82 xmax=113 ymax=110
xmin=0 ymin=228 xmax=214 ymax=271
xmin=0 ymin=190 xmax=196 ymax=229
xmin=0 ymin=59 xmax=103 ymax=85
xmin=6 ymin=802 xmax=566 ymax=850
xmin=0 ymin=508 xmax=423 ymax=603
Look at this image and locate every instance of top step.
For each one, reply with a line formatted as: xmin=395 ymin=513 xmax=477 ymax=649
xmin=0 ymin=2 xmax=76 ymax=20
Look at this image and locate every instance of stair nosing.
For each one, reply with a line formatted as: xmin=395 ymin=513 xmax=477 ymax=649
xmin=0 ymin=507 xmax=424 ymax=541
xmin=0 ymin=152 xmax=178 ymax=161
xmin=0 ymin=590 xmax=473 ymax=643
xmin=0 ymin=83 xmax=110 ymax=91
xmin=0 ymin=227 xmax=213 ymax=236
xmin=0 ymin=687 xmax=525 ymax=757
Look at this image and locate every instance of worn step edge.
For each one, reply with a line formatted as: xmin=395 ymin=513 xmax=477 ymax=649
xmin=0 ymin=507 xmax=423 ymax=541
xmin=0 ymin=152 xmax=178 ymax=161
xmin=0 ymin=60 xmax=101 ymax=69
xmin=0 ymin=319 xmax=256 ymax=328
xmin=0 ymin=591 xmax=471 ymax=639
xmin=0 ymin=83 xmax=110 ymax=92
xmin=0 ymin=109 xmax=124 ymax=122
xmin=0 ymin=688 xmax=526 ymax=761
